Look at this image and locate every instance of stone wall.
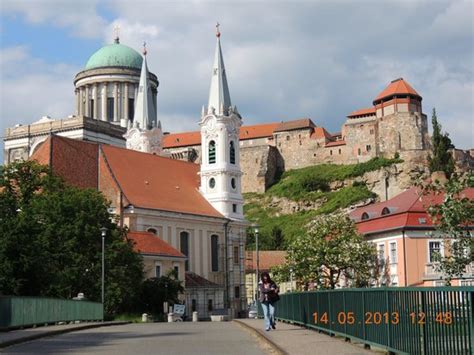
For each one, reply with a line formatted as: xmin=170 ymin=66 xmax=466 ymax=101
xmin=240 ymin=145 xmax=280 ymax=193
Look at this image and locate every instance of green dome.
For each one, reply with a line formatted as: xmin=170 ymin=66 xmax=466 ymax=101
xmin=85 ymin=42 xmax=143 ymax=70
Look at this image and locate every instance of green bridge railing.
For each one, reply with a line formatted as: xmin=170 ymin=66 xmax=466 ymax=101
xmin=260 ymin=287 xmax=474 ymax=354
xmin=0 ymin=296 xmax=103 ymax=329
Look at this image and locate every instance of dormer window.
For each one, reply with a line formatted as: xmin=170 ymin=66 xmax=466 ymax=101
xmin=381 ymin=207 xmax=391 ymax=216
xmin=361 ymin=212 xmax=370 ymax=220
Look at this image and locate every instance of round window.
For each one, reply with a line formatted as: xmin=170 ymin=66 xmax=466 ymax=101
xmin=209 ymin=178 xmax=216 ymax=189
xmin=231 ymin=178 xmax=236 ymax=189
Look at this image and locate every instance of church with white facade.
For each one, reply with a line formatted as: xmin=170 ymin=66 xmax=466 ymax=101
xmin=17 ymin=27 xmax=248 ymax=318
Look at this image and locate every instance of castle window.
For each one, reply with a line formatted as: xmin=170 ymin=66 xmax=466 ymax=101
xmin=231 ymin=178 xmax=236 ymax=189
xmin=370 ymin=129 xmax=374 ymax=135
xmin=286 ymin=136 xmax=290 ymax=141
xmin=330 ymin=150 xmax=332 ymax=156
xmin=211 ymin=234 xmax=219 ymax=272
xmin=338 ymin=149 xmax=341 ymax=155
xmin=107 ymin=98 xmax=114 ymax=121
xmin=230 ymin=141 xmax=235 ymax=164
xmin=180 ymin=231 xmax=190 ymax=271
xmin=209 ymin=140 xmax=216 ymax=164
xmin=358 ymin=148 xmax=361 ymax=155
xmin=361 ymin=212 xmax=370 ymax=220
xmin=366 ymin=145 xmax=372 ymax=152
xmin=209 ymin=178 xmax=216 ymax=189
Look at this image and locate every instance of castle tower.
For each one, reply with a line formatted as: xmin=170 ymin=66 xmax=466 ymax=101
xmin=124 ymin=43 xmax=163 ymax=154
xmin=199 ymin=25 xmax=244 ymax=220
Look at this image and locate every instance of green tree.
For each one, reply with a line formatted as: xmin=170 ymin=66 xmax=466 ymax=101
xmin=138 ymin=269 xmax=184 ymax=315
xmin=0 ymin=161 xmax=144 ymax=314
xmin=428 ymin=108 xmax=455 ymax=178
xmin=284 ymin=214 xmax=376 ymax=289
xmin=422 ymin=173 xmax=473 ymax=285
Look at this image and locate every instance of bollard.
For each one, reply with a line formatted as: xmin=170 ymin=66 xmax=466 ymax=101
xmin=142 ymin=313 xmax=148 ymax=322
xmin=168 ymin=313 xmax=174 ymax=323
xmin=192 ymin=311 xmax=198 ymax=322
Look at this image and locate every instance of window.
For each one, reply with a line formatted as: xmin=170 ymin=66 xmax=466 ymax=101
xmin=155 ymin=265 xmax=161 ymax=277
xmin=208 ymin=140 xmax=216 ymax=164
xmin=370 ymin=129 xmax=374 ymax=135
xmin=209 ymin=178 xmax=216 ymax=189
xmin=361 ymin=212 xmax=370 ymax=220
xmin=147 ymin=228 xmax=157 ymax=235
xmin=366 ymin=145 xmax=372 ymax=152
xmin=234 ymin=286 xmax=240 ymax=299
xmin=381 ymin=207 xmax=391 ymax=216
xmin=286 ymin=136 xmax=290 ymax=141
xmin=330 ymin=150 xmax=333 ymax=156
xmin=230 ymin=141 xmax=235 ymax=164
xmin=389 ymin=242 xmax=397 ymax=263
xmin=180 ymin=231 xmax=189 ymax=271
xmin=208 ymin=299 xmax=213 ymax=311
xmin=338 ymin=149 xmax=341 ymax=155
xmin=89 ymin=99 xmax=94 ymax=117
xmin=191 ymin=299 xmax=196 ymax=312
xmin=231 ymin=178 xmax=236 ymax=190
xmin=232 ymin=204 xmax=237 ymax=213
xmin=429 ymin=241 xmax=441 ymax=263
xmin=174 ymin=266 xmax=179 ymax=277
xmin=233 ymin=246 xmax=239 ymax=265
xmin=358 ymin=148 xmax=361 ymax=155
xmin=107 ymin=98 xmax=114 ymax=121
xmin=377 ymin=243 xmax=385 ymax=262
xmin=128 ymin=98 xmax=134 ymax=121
xmin=211 ymin=235 xmax=219 ymax=272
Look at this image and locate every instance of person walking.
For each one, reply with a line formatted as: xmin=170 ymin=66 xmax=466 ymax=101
xmin=258 ymin=272 xmax=279 ymax=331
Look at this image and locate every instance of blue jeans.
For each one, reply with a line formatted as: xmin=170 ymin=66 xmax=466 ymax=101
xmin=261 ymin=301 xmax=275 ymax=330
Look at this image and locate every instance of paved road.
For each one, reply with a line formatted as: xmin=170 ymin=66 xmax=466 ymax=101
xmin=2 ymin=322 xmax=269 ymax=355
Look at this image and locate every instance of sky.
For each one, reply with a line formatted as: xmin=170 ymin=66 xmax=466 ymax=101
xmin=1 ymin=0 xmax=473 ymax=159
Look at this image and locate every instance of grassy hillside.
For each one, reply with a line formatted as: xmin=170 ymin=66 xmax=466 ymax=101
xmin=244 ymin=157 xmax=401 ymax=250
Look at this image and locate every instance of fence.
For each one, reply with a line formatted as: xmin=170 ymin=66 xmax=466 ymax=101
xmin=261 ymin=287 xmax=473 ymax=354
xmin=0 ymin=296 xmax=103 ymax=329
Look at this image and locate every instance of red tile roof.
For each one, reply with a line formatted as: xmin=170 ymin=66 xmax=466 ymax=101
xmin=351 ymin=187 xmax=474 ymax=235
xmin=373 ymin=78 xmax=421 ymax=103
xmin=245 ymin=251 xmax=287 ymax=272
xmin=128 ymin=231 xmax=185 ymax=258
xmin=162 ymin=122 xmax=280 ymax=149
xmin=100 ymin=144 xmax=224 ymax=218
xmin=347 ymin=107 xmax=376 ymax=118
xmin=325 ymin=140 xmax=346 ymax=147
xmin=311 ymin=126 xmax=332 ymax=140
xmin=274 ymin=118 xmax=315 ymax=132
xmin=185 ymin=272 xmax=220 ymax=288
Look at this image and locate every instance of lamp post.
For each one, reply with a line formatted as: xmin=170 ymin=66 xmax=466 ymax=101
xmin=100 ymin=227 xmax=107 ymax=312
xmin=252 ymin=224 xmax=260 ymax=303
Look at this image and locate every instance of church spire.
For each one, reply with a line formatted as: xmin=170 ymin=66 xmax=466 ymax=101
xmin=133 ymin=42 xmax=156 ymax=129
xmin=207 ymin=23 xmax=232 ymax=116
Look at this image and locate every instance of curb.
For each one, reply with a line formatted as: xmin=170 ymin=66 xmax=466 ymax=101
xmin=233 ymin=320 xmax=288 ymax=355
xmin=0 ymin=321 xmax=130 ymax=349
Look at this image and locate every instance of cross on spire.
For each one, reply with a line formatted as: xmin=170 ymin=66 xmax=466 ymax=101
xmin=114 ymin=24 xmax=120 ymax=43
xmin=216 ymin=22 xmax=221 ymax=38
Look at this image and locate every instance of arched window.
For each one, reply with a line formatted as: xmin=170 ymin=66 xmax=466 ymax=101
xmin=361 ymin=212 xmax=370 ymax=220
xmin=381 ymin=207 xmax=391 ymax=216
xmin=229 ymin=141 xmax=235 ymax=164
xmin=209 ymin=140 xmax=216 ymax=164
xmin=211 ymin=234 xmax=219 ymax=272
xmin=147 ymin=228 xmax=157 ymax=235
xmin=180 ymin=231 xmax=189 ymax=271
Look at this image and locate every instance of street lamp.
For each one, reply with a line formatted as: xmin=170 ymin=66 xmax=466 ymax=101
xmin=100 ymin=227 xmax=107 ymax=312
xmin=252 ymin=224 xmax=260 ymax=303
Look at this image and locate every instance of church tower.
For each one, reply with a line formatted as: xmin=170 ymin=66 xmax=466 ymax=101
xmin=124 ymin=43 xmax=163 ymax=154
xmin=200 ymin=25 xmax=244 ymax=220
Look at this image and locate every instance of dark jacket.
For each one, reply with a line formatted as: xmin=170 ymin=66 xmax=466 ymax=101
xmin=258 ymin=281 xmax=279 ymax=303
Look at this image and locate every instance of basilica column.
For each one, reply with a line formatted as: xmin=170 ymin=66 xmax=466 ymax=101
xmin=79 ymin=87 xmax=84 ymax=116
xmin=93 ymin=83 xmax=98 ymax=119
xmin=101 ymin=83 xmax=108 ymax=121
xmin=113 ymin=82 xmax=119 ymax=123
xmin=84 ymin=85 xmax=90 ymax=117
